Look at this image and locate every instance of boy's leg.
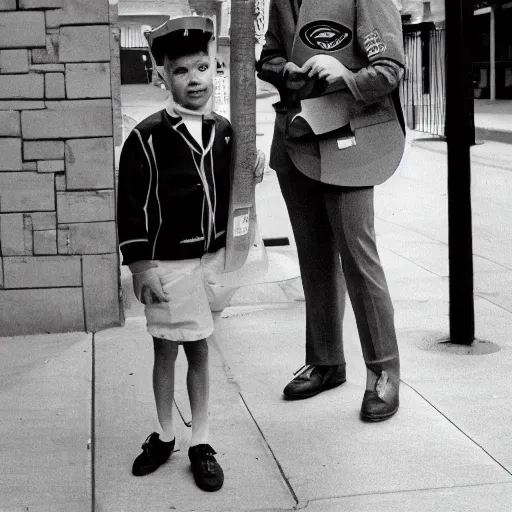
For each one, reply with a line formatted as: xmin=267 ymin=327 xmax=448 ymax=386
xmin=183 ymin=339 xmax=209 ymax=446
xmin=153 ymin=336 xmax=179 ymax=441
xmin=183 ymin=337 xmax=224 ymax=492
xmin=131 ymin=336 xmax=178 ymax=477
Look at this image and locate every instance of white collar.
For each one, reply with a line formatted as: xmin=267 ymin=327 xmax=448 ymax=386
xmin=165 ymin=94 xmax=210 ymax=119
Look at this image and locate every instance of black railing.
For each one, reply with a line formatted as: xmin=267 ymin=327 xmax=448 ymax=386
xmin=401 ymin=28 xmax=446 ymax=136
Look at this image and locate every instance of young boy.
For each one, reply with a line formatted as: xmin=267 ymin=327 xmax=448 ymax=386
xmin=117 ymin=16 xmax=264 ymax=492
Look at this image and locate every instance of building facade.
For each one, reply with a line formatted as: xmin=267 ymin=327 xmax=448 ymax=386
xmin=473 ymin=1 xmax=512 ymax=100
xmin=400 ymin=1 xmax=512 ymax=135
xmin=0 ymin=0 xmax=121 ymax=336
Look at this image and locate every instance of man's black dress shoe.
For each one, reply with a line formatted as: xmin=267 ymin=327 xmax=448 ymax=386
xmin=360 ymin=371 xmax=399 ymax=422
xmin=283 ymin=364 xmax=346 ymax=400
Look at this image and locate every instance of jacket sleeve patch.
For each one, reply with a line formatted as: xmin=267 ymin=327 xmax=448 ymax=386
xmin=363 ymin=30 xmax=386 ymax=58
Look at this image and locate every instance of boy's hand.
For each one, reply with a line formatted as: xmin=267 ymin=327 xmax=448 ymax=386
xmin=131 ymin=266 xmax=169 ymax=305
xmin=254 ymin=149 xmax=265 ymax=183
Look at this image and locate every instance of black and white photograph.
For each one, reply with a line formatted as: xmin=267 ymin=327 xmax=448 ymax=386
xmin=1 ymin=0 xmax=512 ymax=510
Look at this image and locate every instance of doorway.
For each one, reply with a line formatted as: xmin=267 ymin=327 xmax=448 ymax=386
xmin=120 ymin=49 xmax=152 ymax=85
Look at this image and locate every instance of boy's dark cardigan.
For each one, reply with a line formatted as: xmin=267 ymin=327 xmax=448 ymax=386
xmin=117 ymin=109 xmax=233 ymax=265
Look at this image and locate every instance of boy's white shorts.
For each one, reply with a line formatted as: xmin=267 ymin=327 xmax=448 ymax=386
xmin=144 ymin=249 xmax=238 ymax=343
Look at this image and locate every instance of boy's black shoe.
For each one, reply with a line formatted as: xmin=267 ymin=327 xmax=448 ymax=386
xmin=132 ymin=432 xmax=175 ymax=476
xmin=188 ymin=444 xmax=224 ymax=492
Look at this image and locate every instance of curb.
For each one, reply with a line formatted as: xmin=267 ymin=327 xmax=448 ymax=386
xmin=475 ymin=127 xmax=512 ymax=145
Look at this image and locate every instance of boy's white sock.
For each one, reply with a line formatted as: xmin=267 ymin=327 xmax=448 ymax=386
xmin=158 ymin=418 xmax=175 ymax=443
xmin=160 ymin=430 xmax=175 ymax=443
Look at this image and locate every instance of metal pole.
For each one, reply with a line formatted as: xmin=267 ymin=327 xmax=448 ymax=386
xmin=445 ymin=0 xmax=475 ymax=344
xmin=490 ymin=5 xmax=496 ymax=101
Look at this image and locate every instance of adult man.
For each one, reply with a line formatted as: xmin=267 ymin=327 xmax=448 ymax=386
xmin=256 ymin=0 xmax=405 ymax=421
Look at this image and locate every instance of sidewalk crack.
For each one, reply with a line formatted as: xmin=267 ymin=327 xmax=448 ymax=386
xmin=302 ymin=480 xmax=512 ymax=505
xmin=474 ymin=293 xmax=512 ymax=315
xmin=91 ymin=332 xmax=96 ymax=512
xmin=381 ymin=246 xmax=444 ymax=277
xmin=238 ymin=392 xmax=300 ymax=508
xmin=376 ymin=216 xmax=512 ymax=273
xmin=402 ymin=380 xmax=512 ymax=477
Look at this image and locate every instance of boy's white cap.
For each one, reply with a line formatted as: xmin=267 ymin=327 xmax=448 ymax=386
xmin=147 ymin=16 xmax=215 ymax=66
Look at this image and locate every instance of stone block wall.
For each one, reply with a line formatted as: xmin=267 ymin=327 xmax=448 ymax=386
xmin=0 ymin=0 xmax=121 ymax=336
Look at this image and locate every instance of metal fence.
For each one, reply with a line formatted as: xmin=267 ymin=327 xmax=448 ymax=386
xmin=401 ymin=28 xmax=446 ymax=137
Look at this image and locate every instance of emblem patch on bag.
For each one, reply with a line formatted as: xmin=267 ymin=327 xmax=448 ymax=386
xmin=299 ymin=20 xmax=352 ymax=52
xmin=363 ymin=30 xmax=386 ymax=58
xmin=233 ymin=213 xmax=249 ymax=237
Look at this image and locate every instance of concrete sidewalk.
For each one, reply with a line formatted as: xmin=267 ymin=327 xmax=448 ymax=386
xmin=2 ymin=88 xmax=512 ymax=511
xmin=93 ymin=132 xmax=512 ymax=510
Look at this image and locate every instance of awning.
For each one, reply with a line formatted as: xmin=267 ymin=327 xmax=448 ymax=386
xmin=120 ymin=25 xmax=149 ymax=49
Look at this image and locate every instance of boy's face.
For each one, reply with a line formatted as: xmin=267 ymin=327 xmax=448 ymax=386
xmin=165 ymin=51 xmax=213 ymax=111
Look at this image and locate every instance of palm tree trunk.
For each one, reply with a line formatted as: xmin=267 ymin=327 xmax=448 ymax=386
xmin=224 ymin=0 xmax=257 ymax=272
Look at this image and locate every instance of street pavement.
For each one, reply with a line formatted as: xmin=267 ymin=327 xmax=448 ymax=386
xmin=474 ymin=100 xmax=512 ymax=144
xmin=2 ymin=84 xmax=512 ymax=511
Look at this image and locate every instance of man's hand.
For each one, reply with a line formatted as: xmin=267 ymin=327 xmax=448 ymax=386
xmin=283 ymin=62 xmax=309 ymax=90
xmin=131 ymin=266 xmax=168 ymax=305
xmin=283 ymin=62 xmax=317 ymax=99
xmin=254 ymin=149 xmax=265 ymax=184
xmin=300 ymin=55 xmax=347 ymax=86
